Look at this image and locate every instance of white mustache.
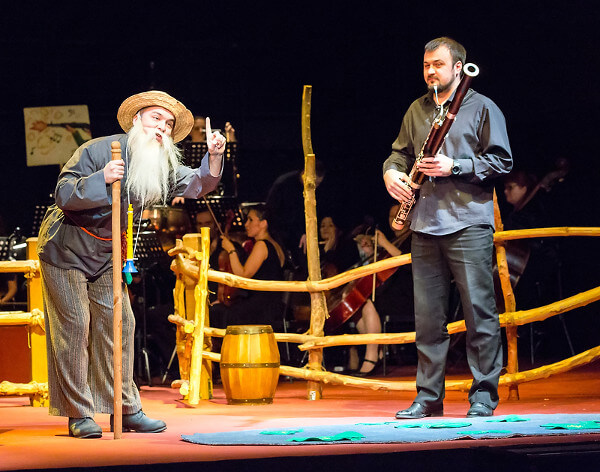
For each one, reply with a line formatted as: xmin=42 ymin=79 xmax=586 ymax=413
xmin=154 ymin=129 xmax=168 ymax=142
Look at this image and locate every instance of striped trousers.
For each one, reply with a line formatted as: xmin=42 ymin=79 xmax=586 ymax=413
xmin=40 ymin=261 xmax=141 ymax=417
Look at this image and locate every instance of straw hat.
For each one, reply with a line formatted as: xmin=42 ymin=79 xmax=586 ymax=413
xmin=117 ymin=90 xmax=194 ymax=143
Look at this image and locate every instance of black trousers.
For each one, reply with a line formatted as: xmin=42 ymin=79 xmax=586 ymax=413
xmin=411 ymin=225 xmax=502 ymax=409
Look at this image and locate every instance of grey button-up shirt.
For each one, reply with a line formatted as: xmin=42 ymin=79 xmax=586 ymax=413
xmin=383 ymin=89 xmax=513 ymax=236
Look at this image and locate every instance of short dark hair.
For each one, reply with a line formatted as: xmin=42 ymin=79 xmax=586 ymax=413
xmin=504 ymin=170 xmax=537 ymax=190
xmin=425 ymin=37 xmax=466 ymax=66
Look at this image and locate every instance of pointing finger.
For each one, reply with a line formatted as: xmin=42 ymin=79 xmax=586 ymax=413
xmin=205 ymin=117 xmax=212 ymax=138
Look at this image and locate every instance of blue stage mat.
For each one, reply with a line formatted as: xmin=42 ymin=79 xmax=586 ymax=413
xmin=182 ymin=414 xmax=600 ymax=445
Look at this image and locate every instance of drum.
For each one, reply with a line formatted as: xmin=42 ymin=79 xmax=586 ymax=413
xmin=220 ymin=325 xmax=280 ymax=404
xmin=142 ymin=205 xmax=191 ymax=250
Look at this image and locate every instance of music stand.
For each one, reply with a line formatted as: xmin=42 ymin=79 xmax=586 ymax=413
xmin=185 ymin=196 xmax=245 ymax=230
xmin=182 ymin=141 xmax=239 ymax=198
xmin=135 ymin=230 xmax=171 ymax=270
xmin=30 ymin=203 xmax=51 ymax=237
xmin=0 ymin=238 xmax=10 ymax=261
xmin=130 ymin=230 xmax=171 ymax=386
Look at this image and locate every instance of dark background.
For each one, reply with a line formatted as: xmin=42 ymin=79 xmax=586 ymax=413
xmin=2 ymin=2 xmax=599 ymax=354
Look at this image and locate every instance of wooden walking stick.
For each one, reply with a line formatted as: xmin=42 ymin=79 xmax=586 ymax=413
xmin=111 ymin=141 xmax=123 ymax=439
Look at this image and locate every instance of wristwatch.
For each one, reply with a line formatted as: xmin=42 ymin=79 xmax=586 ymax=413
xmin=451 ymin=160 xmax=462 ymax=176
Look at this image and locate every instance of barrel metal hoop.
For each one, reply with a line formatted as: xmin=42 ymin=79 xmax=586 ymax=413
xmin=225 ymin=325 xmax=274 ymax=335
xmin=221 ymin=362 xmax=280 ymax=369
xmin=227 ymin=398 xmax=274 ymax=405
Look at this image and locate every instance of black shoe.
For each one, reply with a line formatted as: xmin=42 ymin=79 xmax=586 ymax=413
xmin=110 ymin=410 xmax=167 ymax=433
xmin=395 ymin=402 xmax=443 ymax=419
xmin=466 ymin=402 xmax=494 ymax=417
xmin=354 ymin=358 xmax=383 ymax=377
xmin=68 ymin=417 xmax=102 ymax=439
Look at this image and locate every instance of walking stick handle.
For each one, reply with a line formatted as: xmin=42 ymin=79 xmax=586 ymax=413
xmin=111 ymin=141 xmax=123 ymax=439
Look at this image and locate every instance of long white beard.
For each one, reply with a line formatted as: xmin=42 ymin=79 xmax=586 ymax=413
xmin=125 ymin=120 xmax=183 ymax=206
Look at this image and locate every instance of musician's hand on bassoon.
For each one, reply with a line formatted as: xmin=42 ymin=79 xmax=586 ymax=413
xmin=417 ymin=154 xmax=453 ymax=177
xmin=384 ymin=169 xmax=413 ymax=202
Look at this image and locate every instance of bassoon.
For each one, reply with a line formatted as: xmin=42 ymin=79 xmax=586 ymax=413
xmin=391 ymin=62 xmax=479 ymax=230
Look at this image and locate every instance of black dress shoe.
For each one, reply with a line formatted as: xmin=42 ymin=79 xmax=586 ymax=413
xmin=68 ymin=417 xmax=102 ymax=439
xmin=111 ymin=410 xmax=166 ymax=433
xmin=466 ymin=402 xmax=494 ymax=417
xmin=395 ymin=402 xmax=443 ymax=419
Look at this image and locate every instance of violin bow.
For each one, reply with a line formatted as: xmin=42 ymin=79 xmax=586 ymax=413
xmin=371 ymin=229 xmax=378 ymax=302
xmin=202 ymin=196 xmax=225 ymax=237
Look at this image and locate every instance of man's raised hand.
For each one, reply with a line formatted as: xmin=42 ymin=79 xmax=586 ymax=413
xmin=205 ymin=117 xmax=226 ymax=156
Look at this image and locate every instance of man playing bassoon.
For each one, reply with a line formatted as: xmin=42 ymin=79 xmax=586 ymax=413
xmin=383 ymin=37 xmax=512 ymax=419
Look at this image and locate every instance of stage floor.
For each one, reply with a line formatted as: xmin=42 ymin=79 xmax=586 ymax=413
xmin=2 ymin=363 xmax=600 ymax=472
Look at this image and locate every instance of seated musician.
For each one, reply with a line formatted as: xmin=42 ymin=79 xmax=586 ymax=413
xmin=370 ymin=204 xmax=416 ymax=362
xmin=374 ymin=204 xmax=414 ymax=304
xmin=502 ymin=169 xmax=560 ymax=310
xmin=209 ymin=204 xmax=285 ymax=329
xmin=321 ymin=207 xmax=416 ymax=375
xmin=320 ymin=215 xmax=387 ymax=376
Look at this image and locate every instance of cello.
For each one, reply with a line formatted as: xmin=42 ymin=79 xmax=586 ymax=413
xmin=324 ymin=227 xmax=412 ymax=333
xmin=202 ymin=198 xmax=240 ymax=306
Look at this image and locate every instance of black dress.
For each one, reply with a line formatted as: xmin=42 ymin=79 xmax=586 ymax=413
xmin=209 ymin=239 xmax=284 ymax=329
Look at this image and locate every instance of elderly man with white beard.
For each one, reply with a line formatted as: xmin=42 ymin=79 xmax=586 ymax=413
xmin=37 ymin=90 xmax=225 ymax=438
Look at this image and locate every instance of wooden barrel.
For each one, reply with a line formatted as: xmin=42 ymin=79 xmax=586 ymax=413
xmin=220 ymin=325 xmax=280 ymax=404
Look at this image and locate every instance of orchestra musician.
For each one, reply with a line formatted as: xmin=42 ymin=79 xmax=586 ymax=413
xmin=502 ymin=169 xmax=563 ymax=357
xmin=383 ymin=37 xmax=512 ymax=419
xmin=368 ymin=204 xmax=415 ymax=357
xmin=209 ymin=204 xmax=285 ymax=329
xmin=320 ymin=214 xmax=405 ymax=376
